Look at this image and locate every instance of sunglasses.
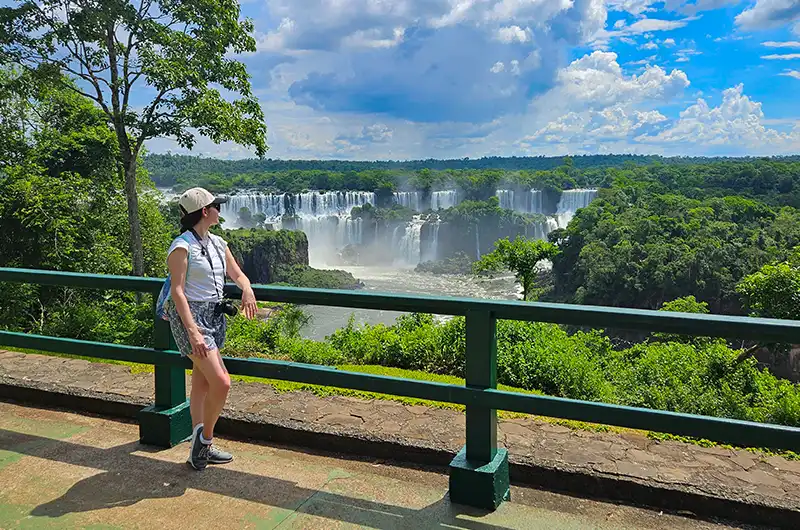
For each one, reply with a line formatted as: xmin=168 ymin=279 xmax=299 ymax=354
xmin=206 ymin=203 xmax=221 ymax=211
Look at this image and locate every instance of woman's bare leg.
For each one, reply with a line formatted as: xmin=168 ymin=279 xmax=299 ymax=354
xmin=188 ymin=349 xmax=230 ymax=440
xmin=189 ymin=367 xmax=209 ymax=430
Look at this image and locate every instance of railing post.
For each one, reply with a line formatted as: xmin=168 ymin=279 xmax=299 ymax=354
xmin=138 ymin=299 xmax=191 ymax=448
xmin=448 ymin=310 xmax=510 ymax=511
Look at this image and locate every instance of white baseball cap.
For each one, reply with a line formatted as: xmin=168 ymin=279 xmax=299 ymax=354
xmin=178 ymin=187 xmax=228 ymax=215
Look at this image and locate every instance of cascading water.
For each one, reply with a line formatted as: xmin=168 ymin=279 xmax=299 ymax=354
xmin=529 ymin=190 xmax=544 ymax=214
xmin=495 ymin=189 xmax=515 ymax=210
xmin=218 ymin=190 xmax=375 ymax=264
xmin=393 ymin=191 xmax=421 ymax=211
xmin=431 ymin=190 xmax=458 ymax=210
xmin=393 ymin=216 xmax=425 ymax=266
xmin=419 ymin=218 xmax=440 ymax=263
xmin=555 ymin=189 xmax=598 ymax=228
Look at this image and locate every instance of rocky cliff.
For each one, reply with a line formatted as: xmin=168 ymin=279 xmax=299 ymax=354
xmin=221 ymin=228 xmax=362 ymax=289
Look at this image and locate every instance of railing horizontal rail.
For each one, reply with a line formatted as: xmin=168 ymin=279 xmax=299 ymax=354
xmin=2 ymin=330 xmax=799 ymax=451
xmin=0 ymin=268 xmax=163 ymax=292
xmin=3 ymin=267 xmax=800 ymax=342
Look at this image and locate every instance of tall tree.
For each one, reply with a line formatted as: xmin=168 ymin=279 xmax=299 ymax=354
xmin=474 ymin=237 xmax=560 ymax=301
xmin=0 ymin=0 xmax=268 ymax=275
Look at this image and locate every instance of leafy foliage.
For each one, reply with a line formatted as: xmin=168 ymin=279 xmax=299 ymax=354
xmin=223 ymin=310 xmax=800 ymax=428
xmin=548 ymin=187 xmax=800 ymax=314
xmin=474 ymin=236 xmax=559 ymax=300
xmin=0 ymin=70 xmax=170 ymax=341
xmin=737 ymin=250 xmax=800 ymax=321
xmin=1 ymin=0 xmax=268 ymax=274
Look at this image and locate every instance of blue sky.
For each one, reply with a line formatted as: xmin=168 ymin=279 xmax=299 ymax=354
xmin=56 ymin=1 xmax=800 ymax=159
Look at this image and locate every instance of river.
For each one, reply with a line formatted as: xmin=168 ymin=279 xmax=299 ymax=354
xmin=299 ymin=265 xmax=520 ymax=340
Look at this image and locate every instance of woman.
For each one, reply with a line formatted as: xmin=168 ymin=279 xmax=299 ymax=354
xmin=164 ymin=187 xmax=257 ymax=471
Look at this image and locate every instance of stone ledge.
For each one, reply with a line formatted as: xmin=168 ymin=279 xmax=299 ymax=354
xmin=1 ymin=350 xmax=799 ymax=528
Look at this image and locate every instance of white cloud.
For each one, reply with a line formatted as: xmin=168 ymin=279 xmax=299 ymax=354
xmin=675 ymin=45 xmax=702 ymax=62
xmin=780 ymin=69 xmax=800 ymax=77
xmin=274 ymin=0 xmax=609 ymax=123
xmin=628 ymin=54 xmax=658 ymax=65
xmin=518 ymin=52 xmax=687 ymax=147
xmin=736 ymin=0 xmax=800 ymax=32
xmin=638 ymin=84 xmax=799 ymax=150
xmin=555 ymin=51 xmax=689 ymax=108
xmin=763 ymin=40 xmax=800 ymax=47
xmin=762 ymin=53 xmax=800 ymax=59
xmin=496 ymin=25 xmax=532 ymax=43
xmin=342 ymin=27 xmax=406 ymax=48
xmin=663 ymin=38 xmax=676 ymax=46
xmin=592 ymin=16 xmax=699 ymax=47
xmin=640 ymin=41 xmax=659 ymax=49
xmin=523 ymin=107 xmax=667 ymax=145
xmin=608 ymin=0 xmax=737 ymax=16
xmin=614 ymin=20 xmax=627 ymax=29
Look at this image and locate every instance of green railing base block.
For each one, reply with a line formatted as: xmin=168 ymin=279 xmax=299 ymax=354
xmin=448 ymin=446 xmax=510 ymax=511
xmin=138 ymin=401 xmax=192 ymax=448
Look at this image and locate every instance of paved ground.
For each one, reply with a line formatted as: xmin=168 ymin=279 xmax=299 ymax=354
xmin=0 ymin=401 xmax=760 ymax=530
xmin=1 ymin=350 xmax=799 ymax=527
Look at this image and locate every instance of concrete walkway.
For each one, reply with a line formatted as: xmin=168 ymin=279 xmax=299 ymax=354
xmin=0 ymin=402 xmax=755 ymax=529
xmin=2 ymin=350 xmax=800 ymax=527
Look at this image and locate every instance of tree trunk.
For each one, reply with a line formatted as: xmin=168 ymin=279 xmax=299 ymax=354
xmin=123 ymin=157 xmax=144 ymax=277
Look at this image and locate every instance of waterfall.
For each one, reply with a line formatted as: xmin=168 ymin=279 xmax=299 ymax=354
xmin=421 ymin=218 xmax=440 ymax=263
xmin=393 ymin=216 xmax=425 ymax=266
xmin=489 ymin=187 xmax=596 ymax=240
xmin=495 ymin=188 xmax=544 ymax=214
xmin=394 ymin=191 xmax=421 ymax=211
xmin=431 ymin=190 xmax=458 ymax=210
xmin=529 ymin=190 xmax=544 ymax=214
xmin=496 ymin=189 xmax=515 ymax=210
xmin=430 ymin=220 xmax=440 ymax=262
xmin=555 ymin=189 xmax=598 ymax=228
xmin=475 ymin=225 xmax=481 ymax=259
xmin=218 ymin=190 xmax=376 ymax=265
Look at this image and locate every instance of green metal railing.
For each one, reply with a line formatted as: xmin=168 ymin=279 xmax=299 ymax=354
xmin=2 ymin=266 xmax=800 ymax=510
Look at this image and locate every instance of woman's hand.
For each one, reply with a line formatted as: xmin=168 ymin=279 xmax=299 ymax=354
xmin=189 ymin=329 xmax=209 ymax=357
xmin=241 ymin=287 xmax=257 ymax=320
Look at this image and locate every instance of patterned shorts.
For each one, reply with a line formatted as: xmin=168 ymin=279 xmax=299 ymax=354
xmin=166 ymin=300 xmax=227 ymax=357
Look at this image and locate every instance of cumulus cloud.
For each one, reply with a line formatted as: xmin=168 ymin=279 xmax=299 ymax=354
xmin=780 ymin=69 xmax=800 ymax=78
xmin=523 ymin=107 xmax=667 ymax=144
xmin=637 ymin=84 xmax=799 ymax=149
xmin=278 ymin=0 xmax=608 ymax=123
xmin=333 ymin=123 xmax=394 ymax=151
xmin=519 ymin=52 xmax=687 ymax=147
xmin=496 ymin=25 xmax=533 ymax=43
xmin=555 ymin=51 xmax=689 ymax=108
xmin=736 ymin=0 xmax=800 ymax=32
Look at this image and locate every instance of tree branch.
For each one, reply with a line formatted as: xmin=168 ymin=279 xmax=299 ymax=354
xmin=735 ymin=344 xmax=763 ymax=364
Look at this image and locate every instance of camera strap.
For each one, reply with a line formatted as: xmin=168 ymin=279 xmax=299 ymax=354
xmin=190 ymin=229 xmax=226 ymax=301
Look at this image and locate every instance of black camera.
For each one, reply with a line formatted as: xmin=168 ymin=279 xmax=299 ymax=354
xmin=214 ymin=300 xmax=239 ymax=317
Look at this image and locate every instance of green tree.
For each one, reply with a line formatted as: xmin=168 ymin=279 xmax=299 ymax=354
xmin=474 ymin=237 xmax=560 ymax=301
xmin=1 ymin=0 xmax=268 ymax=276
xmin=238 ymin=206 xmax=253 ymax=227
xmin=0 ymin=72 xmax=170 ymax=339
xmin=736 ymin=249 xmax=800 ymax=321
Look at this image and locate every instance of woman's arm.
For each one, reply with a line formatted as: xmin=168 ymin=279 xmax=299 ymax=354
xmin=168 ymin=247 xmax=208 ymax=357
xmin=225 ymin=247 xmax=257 ymax=319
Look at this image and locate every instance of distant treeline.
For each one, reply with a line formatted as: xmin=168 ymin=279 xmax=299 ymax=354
xmin=144 ymin=153 xmax=800 ymax=188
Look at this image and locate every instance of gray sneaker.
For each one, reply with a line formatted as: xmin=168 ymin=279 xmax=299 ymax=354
xmin=188 ymin=424 xmax=209 ymax=471
xmin=207 ymin=445 xmax=233 ymax=465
